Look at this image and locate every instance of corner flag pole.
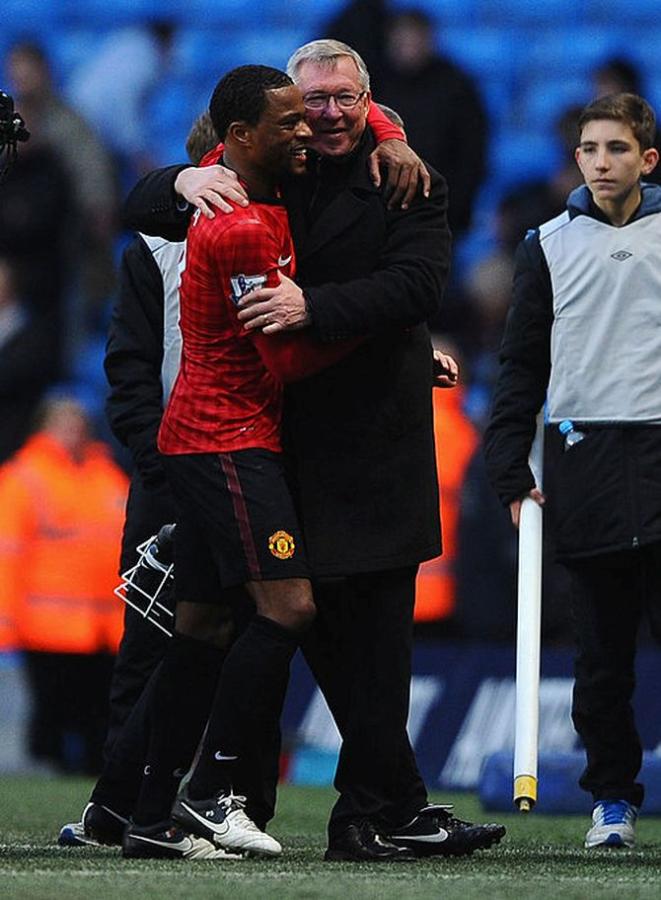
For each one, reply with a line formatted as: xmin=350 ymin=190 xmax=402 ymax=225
xmin=513 ymin=410 xmax=544 ymax=812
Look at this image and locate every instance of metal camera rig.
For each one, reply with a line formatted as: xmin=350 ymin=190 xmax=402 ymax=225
xmin=0 ymin=91 xmax=30 ymax=183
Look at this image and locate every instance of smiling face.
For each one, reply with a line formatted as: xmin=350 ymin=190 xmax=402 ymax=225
xmin=294 ymin=56 xmax=370 ymax=158
xmin=246 ymin=84 xmax=312 ymax=178
xmin=575 ymin=118 xmax=659 ymax=223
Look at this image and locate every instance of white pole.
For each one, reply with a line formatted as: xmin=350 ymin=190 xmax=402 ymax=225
xmin=513 ymin=410 xmax=544 ymax=812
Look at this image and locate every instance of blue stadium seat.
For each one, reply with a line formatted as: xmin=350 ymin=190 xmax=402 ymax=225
xmin=57 ymin=0 xmax=181 ymax=26
xmin=145 ymin=76 xmax=205 ymax=137
xmin=526 ymin=27 xmax=618 ymax=78
xmin=520 ymin=77 xmax=589 ymax=133
xmin=584 ymin=0 xmax=661 ymax=23
xmin=221 ymin=29 xmax=317 ymax=73
xmin=479 ymin=76 xmax=514 ymax=123
xmin=44 ymin=28 xmax=108 ymax=86
xmin=172 ymin=0 xmax=272 ymax=26
xmin=475 ymin=0 xmax=581 ymax=26
xmin=645 ymin=76 xmax=661 ymax=119
xmin=173 ymin=26 xmax=312 ymax=79
xmin=172 ymin=29 xmax=230 ymax=79
xmin=440 ymin=26 xmax=526 ymax=82
xmin=262 ymin=0 xmax=342 ymax=31
xmin=488 ymin=128 xmax=562 ymax=194
xmin=2 ymin=0 xmax=59 ymax=33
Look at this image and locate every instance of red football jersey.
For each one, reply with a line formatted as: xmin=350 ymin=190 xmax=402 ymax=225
xmin=159 ymin=199 xmax=294 ymax=454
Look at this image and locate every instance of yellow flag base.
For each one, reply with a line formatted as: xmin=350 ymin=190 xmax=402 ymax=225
xmin=513 ymin=775 xmax=537 ymax=813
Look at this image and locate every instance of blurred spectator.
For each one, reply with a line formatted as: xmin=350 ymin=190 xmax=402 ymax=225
xmin=462 ymin=253 xmax=513 ymax=429
xmin=594 ymin=56 xmax=644 ymax=100
xmin=0 ymin=393 xmax=128 ymax=773
xmin=0 ymin=255 xmax=56 ymax=464
xmin=5 ymin=42 xmax=119 ymax=322
xmin=325 ymin=0 xmax=389 ymax=93
xmin=415 ymin=339 xmax=478 ymax=633
xmin=454 ymin=447 xmax=517 ymax=642
xmin=0 ymin=99 xmax=73 ymax=373
xmin=67 ymin=22 xmax=175 ymax=184
xmin=460 ymin=105 xmax=584 ymax=418
xmin=379 ymin=8 xmax=488 ymax=237
xmin=592 ymin=56 xmax=661 ymax=185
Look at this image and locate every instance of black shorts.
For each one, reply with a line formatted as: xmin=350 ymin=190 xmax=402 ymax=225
xmin=163 ymin=449 xmax=309 ymax=604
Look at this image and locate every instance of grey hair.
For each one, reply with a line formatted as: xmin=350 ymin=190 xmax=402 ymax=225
xmin=287 ymin=39 xmax=370 ymax=91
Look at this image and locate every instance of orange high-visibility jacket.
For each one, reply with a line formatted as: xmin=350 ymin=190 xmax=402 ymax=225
xmin=415 ymin=387 xmax=478 ymax=622
xmin=0 ymin=432 xmax=128 ymax=653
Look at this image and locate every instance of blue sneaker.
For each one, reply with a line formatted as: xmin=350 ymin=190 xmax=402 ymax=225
xmin=58 ymin=802 xmax=128 ymax=847
xmin=584 ymin=800 xmax=637 ymax=849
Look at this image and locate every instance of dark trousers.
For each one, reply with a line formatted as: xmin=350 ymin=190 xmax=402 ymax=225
xmin=567 ymin=542 xmax=661 ymax=809
xmin=24 ymin=650 xmax=115 ymax=774
xmin=302 ymin=566 xmax=428 ymax=837
xmin=103 ymin=477 xmax=176 ymax=756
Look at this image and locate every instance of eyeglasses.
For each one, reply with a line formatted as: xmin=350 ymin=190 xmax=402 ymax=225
xmin=303 ymin=91 xmax=367 ymax=111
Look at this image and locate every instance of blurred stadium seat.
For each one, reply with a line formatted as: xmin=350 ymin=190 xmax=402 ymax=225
xmin=527 ymin=27 xmax=619 ymax=77
xmin=488 ymin=128 xmax=562 ymax=195
xmin=475 ymin=0 xmax=582 ymax=25
xmin=45 ymin=28 xmax=108 ymax=85
xmin=584 ymin=0 xmax=661 ymax=23
xmin=440 ymin=26 xmax=525 ymax=82
xmin=57 ymin=0 xmax=181 ymax=26
xmin=520 ymin=77 xmax=589 ymax=132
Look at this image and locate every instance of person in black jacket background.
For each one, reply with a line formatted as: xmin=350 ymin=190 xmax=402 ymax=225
xmin=123 ymin=39 xmax=505 ymax=861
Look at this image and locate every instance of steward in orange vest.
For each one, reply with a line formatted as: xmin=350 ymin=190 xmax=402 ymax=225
xmin=0 ymin=398 xmax=128 ymax=653
xmin=415 ymin=384 xmax=478 ymax=623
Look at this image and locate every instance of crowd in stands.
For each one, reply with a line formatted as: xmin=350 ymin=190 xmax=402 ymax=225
xmin=2 ymin=0 xmax=661 ymax=770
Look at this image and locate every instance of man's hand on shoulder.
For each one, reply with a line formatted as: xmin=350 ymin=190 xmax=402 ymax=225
xmin=174 ymin=165 xmax=249 ymax=218
xmin=237 ymin=272 xmax=311 ymax=334
xmin=368 ymin=139 xmax=431 ymax=210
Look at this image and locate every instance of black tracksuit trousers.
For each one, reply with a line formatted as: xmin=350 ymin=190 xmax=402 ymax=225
xmin=567 ymin=542 xmax=661 ymax=809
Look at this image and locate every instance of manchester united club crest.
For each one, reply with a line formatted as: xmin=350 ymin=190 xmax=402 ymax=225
xmin=268 ymin=530 xmax=295 ymax=560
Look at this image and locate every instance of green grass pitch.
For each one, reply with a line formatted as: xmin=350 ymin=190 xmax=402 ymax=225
xmin=2 ymin=777 xmax=661 ymax=899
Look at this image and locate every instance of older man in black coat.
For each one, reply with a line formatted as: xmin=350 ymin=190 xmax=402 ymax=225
xmin=122 ymin=41 xmax=504 ymax=861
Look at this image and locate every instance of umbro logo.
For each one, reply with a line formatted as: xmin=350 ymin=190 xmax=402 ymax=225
xmin=611 ymin=250 xmax=633 ymax=261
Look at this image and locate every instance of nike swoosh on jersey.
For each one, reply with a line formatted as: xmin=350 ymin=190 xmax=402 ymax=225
xmin=132 ymin=833 xmax=195 ymax=852
xmin=390 ymin=829 xmax=449 ymax=843
xmin=277 ymin=254 xmax=292 ymax=267
xmin=214 ymin=751 xmax=238 ymax=762
xmin=181 ymin=802 xmax=230 ymax=836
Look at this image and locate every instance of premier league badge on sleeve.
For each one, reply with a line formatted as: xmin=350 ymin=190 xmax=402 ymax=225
xmin=230 ymin=273 xmax=267 ymax=305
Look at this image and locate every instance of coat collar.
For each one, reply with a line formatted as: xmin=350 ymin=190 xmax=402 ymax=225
xmin=286 ymin=127 xmax=380 ymax=261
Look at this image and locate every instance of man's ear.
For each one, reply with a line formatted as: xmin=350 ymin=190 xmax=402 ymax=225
xmin=642 ymin=146 xmax=660 ymax=175
xmin=227 ymin=121 xmax=251 ymax=147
